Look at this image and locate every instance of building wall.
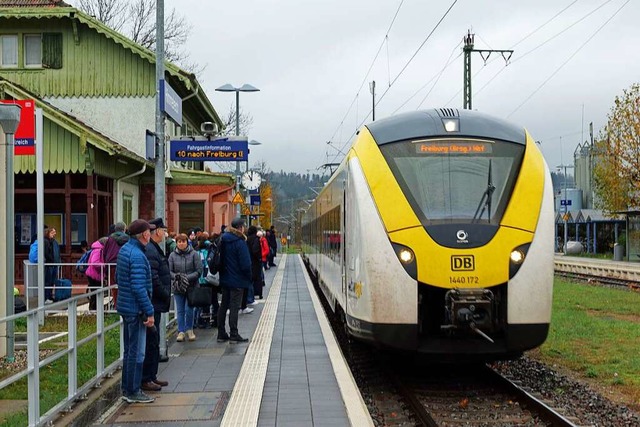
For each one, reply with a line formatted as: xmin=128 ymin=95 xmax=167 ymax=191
xmin=140 ymin=183 xmax=233 ymax=234
xmin=0 ymin=17 xmax=156 ymax=97
xmin=45 ymin=96 xmax=154 ymax=158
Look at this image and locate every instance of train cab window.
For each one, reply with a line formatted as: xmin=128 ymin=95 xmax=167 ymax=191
xmin=380 ymin=138 xmax=524 ymax=225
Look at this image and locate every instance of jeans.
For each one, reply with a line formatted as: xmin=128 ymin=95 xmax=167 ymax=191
xmin=218 ymin=287 xmax=243 ymax=337
xmin=141 ymin=311 xmax=161 ymax=383
xmin=121 ymin=315 xmax=147 ymax=396
xmin=45 ymin=266 xmax=57 ymax=300
xmin=174 ymin=293 xmax=194 ymax=332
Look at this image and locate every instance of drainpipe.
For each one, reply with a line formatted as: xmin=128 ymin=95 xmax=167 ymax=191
xmin=114 ymin=163 xmax=147 ymax=223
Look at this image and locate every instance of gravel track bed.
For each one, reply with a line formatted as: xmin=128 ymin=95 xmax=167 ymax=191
xmin=494 ymin=356 xmax=640 ymax=426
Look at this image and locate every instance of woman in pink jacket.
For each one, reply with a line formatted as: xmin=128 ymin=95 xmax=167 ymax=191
xmin=86 ymin=237 xmax=108 ymax=310
xmin=258 ymin=230 xmax=270 ymax=271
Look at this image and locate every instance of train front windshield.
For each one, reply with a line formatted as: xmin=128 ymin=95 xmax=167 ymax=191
xmin=380 ymin=138 xmax=525 ymax=225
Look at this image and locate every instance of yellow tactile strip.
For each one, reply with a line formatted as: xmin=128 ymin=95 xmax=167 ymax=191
xmin=221 ymin=254 xmax=287 ymax=426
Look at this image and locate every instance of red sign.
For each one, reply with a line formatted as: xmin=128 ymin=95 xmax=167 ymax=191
xmin=0 ymin=99 xmax=35 ymax=155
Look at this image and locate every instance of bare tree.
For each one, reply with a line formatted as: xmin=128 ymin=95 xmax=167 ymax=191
xmin=76 ymin=0 xmax=192 ymax=65
xmin=220 ymin=105 xmax=255 ymax=136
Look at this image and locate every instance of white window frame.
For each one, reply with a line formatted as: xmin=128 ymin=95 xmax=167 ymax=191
xmin=23 ymin=33 xmax=42 ymax=68
xmin=0 ymin=34 xmax=18 ymax=68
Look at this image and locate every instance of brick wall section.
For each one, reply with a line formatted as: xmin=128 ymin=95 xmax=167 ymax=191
xmin=140 ymin=183 xmax=234 ymax=233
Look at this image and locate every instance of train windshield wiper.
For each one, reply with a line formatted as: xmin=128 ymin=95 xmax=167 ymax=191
xmin=472 ymin=160 xmax=495 ymax=223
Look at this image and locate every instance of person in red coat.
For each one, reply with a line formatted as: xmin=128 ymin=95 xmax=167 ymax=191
xmin=258 ymin=230 xmax=270 ymax=271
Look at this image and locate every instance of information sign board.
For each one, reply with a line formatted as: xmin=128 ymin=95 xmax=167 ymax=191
xmin=1 ymin=99 xmax=35 ymax=155
xmin=170 ymin=137 xmax=248 ymax=161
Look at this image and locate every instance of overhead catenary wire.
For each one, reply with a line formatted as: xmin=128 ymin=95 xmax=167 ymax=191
xmin=474 ymin=0 xmax=615 ymax=100
xmin=443 ymin=0 xmax=585 ymax=107
xmin=326 ymin=0 xmax=406 ymax=147
xmin=507 ymin=0 xmax=630 ymax=118
xmin=330 ymin=0 xmax=459 ymax=164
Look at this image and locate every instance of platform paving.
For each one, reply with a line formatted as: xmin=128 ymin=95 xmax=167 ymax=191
xmin=93 ymin=254 xmax=362 ymax=426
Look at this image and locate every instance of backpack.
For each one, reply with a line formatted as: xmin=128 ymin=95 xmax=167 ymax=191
xmin=29 ymin=240 xmax=38 ymax=263
xmin=76 ymin=249 xmax=93 ymax=273
xmin=207 ymin=237 xmax=223 ymax=275
xmin=198 ymin=249 xmax=209 ymax=285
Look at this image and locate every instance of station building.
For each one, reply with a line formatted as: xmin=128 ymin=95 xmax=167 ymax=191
xmin=0 ymin=0 xmax=235 ymax=286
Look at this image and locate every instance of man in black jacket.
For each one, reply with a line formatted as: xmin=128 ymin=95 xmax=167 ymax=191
xmin=141 ymin=217 xmax=172 ymax=392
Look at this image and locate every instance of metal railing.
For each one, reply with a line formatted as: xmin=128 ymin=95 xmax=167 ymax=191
xmin=0 ymin=286 xmax=121 ymax=427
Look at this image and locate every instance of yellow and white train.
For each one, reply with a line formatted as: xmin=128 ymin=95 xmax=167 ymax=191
xmin=302 ymin=109 xmax=554 ymax=359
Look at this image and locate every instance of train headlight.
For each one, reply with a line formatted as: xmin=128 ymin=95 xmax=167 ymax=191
xmin=398 ymin=248 xmax=414 ymax=264
xmin=509 ymin=243 xmax=531 ymax=279
xmin=510 ymin=249 xmax=525 ymax=264
xmin=391 ymin=242 xmax=417 ymax=280
xmin=442 ymin=118 xmax=459 ymax=132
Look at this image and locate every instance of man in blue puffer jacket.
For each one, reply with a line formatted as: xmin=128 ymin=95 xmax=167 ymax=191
xmin=116 ymin=219 xmax=156 ymax=404
xmin=217 ymin=217 xmax=252 ymax=343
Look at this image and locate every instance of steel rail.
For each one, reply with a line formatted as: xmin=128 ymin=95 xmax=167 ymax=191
xmin=486 ymin=365 xmax=578 ymax=427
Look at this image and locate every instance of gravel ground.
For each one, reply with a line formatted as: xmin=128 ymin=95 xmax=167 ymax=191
xmin=494 ymin=356 xmax=640 ymax=426
xmin=0 ymin=349 xmax=56 ymax=373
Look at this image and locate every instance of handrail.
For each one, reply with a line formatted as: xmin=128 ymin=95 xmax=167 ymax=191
xmin=1 ymin=286 xmax=121 ymax=427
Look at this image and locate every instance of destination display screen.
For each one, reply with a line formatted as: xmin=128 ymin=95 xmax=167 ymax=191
xmin=414 ymin=140 xmax=493 ymax=155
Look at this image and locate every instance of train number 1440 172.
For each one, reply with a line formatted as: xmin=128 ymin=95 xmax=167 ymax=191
xmin=449 ymin=276 xmax=479 ymax=285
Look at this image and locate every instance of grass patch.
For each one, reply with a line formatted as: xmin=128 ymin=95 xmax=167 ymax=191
xmin=537 ymin=278 xmax=640 ymax=404
xmin=0 ymin=315 xmax=121 ymax=426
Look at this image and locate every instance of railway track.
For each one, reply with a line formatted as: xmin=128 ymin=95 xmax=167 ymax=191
xmin=554 ymin=256 xmax=640 ymax=289
xmin=391 ymin=363 xmax=579 ymax=426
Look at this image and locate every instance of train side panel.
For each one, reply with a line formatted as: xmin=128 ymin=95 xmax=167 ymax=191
xmin=507 ymin=159 xmax=554 ymax=324
xmin=344 ymin=157 xmax=418 ymax=332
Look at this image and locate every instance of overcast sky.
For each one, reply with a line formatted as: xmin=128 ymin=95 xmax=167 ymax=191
xmin=148 ymin=1 xmax=639 ymax=175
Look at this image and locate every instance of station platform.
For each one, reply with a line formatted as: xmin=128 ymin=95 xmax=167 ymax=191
xmin=93 ymin=254 xmax=372 ymax=426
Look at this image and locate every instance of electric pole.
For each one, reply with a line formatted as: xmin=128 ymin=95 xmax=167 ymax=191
xmin=463 ymin=30 xmax=513 ymax=109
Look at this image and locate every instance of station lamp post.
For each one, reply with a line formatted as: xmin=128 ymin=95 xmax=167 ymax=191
xmin=215 ymin=83 xmax=260 ymax=217
xmin=0 ymin=103 xmax=22 ymax=361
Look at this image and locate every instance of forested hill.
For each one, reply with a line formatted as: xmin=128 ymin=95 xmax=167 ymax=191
xmin=268 ymin=171 xmax=328 ymax=215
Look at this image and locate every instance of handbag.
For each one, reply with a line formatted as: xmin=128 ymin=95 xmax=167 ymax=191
xmin=171 ymin=273 xmax=189 ymax=294
xmin=187 ymin=285 xmax=212 ymax=308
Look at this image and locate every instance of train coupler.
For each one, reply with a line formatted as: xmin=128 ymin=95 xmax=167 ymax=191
xmin=442 ymin=289 xmax=496 ymax=342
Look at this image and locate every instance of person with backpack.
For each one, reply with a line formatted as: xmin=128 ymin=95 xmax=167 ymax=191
xmin=103 ymin=222 xmax=129 ymax=307
xmin=217 ymin=218 xmax=252 ymax=343
xmin=85 ymin=237 xmax=107 ymax=310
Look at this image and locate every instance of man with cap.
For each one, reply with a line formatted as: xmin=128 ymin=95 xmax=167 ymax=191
xmin=116 ymin=219 xmax=156 ymax=403
xmin=217 ymin=218 xmax=252 ymax=343
xmin=141 ymin=217 xmax=172 ymax=392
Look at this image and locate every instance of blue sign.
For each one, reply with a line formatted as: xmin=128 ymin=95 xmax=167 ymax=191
xmin=170 ymin=137 xmax=248 ymax=161
xmin=250 ymin=195 xmax=261 ymax=206
xmin=160 ymin=80 xmax=182 ymax=126
xmin=560 ymin=199 xmax=572 ymax=206
xmin=248 ymin=188 xmax=260 ymax=195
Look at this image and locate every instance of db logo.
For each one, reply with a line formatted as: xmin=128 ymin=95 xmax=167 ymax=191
xmin=451 ymin=255 xmax=475 ymax=271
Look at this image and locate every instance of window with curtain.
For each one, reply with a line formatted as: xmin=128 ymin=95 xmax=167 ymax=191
xmin=24 ymin=34 xmax=42 ymax=67
xmin=1 ymin=35 xmax=18 ymax=67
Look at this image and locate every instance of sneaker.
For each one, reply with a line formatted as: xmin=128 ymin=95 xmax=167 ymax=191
xmin=122 ymin=391 xmax=155 ymax=403
xmin=217 ymin=333 xmax=230 ymax=343
xmin=248 ymin=301 xmax=259 ymax=306
xmin=187 ymin=330 xmax=196 ymax=341
xmin=176 ymin=332 xmax=185 ymax=342
xmin=44 ymin=299 xmax=54 ymax=305
xmin=229 ymin=334 xmax=249 ymax=343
